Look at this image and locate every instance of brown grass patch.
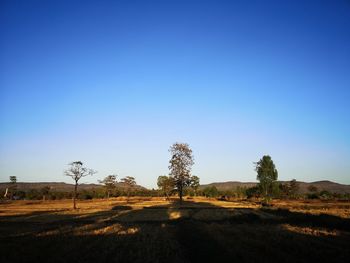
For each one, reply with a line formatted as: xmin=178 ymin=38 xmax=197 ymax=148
xmin=1 ymin=197 xmax=349 ymax=263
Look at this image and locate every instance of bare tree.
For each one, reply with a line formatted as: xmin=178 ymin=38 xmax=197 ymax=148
xmin=65 ymin=161 xmax=96 ymax=209
xmin=169 ymin=142 xmax=194 ymax=203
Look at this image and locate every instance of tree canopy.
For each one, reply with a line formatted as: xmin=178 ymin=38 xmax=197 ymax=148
xmin=255 ymin=155 xmax=278 ymax=203
xmin=169 ymin=142 xmax=194 ymax=202
xmin=99 ymin=175 xmax=118 ymax=199
xmin=157 ymin=175 xmax=175 ymax=200
xmin=189 ymin=175 xmax=200 ymax=196
xmin=120 ymin=176 xmax=137 ymax=200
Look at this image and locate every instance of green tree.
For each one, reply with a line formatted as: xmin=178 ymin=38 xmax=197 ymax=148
xmin=255 ymin=155 xmax=278 ymax=203
xmin=26 ymin=189 xmax=41 ymax=200
xmin=189 ymin=175 xmax=200 ymax=196
xmin=157 ymin=175 xmax=175 ymax=200
xmin=99 ymin=175 xmax=118 ymax=199
xmin=10 ymin=176 xmax=17 ymax=184
xmin=203 ymin=186 xmax=219 ymax=198
xmin=307 ymin=185 xmax=319 ymax=199
xmin=65 ymin=161 xmax=96 ymax=209
xmin=319 ymin=190 xmax=332 ymax=200
xmin=246 ymin=186 xmax=260 ymax=199
xmin=168 ymin=142 xmax=194 ymax=203
xmin=235 ymin=186 xmax=246 ymax=199
xmin=8 ymin=176 xmax=17 ymax=199
xmin=120 ymin=176 xmax=136 ymax=200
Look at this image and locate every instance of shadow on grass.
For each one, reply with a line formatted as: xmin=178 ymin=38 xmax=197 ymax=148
xmin=261 ymin=207 xmax=350 ymax=231
xmin=0 ymin=200 xmax=349 ymax=263
xmin=111 ymin=205 xmax=133 ymax=210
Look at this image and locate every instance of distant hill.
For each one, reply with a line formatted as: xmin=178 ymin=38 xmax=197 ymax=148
xmin=199 ymin=181 xmax=257 ymax=191
xmin=1 ymin=180 xmax=349 ymax=194
xmin=0 ymin=182 xmax=146 ymax=192
xmin=294 ymin=180 xmax=350 ymax=194
xmin=200 ymin=180 xmax=350 ymax=194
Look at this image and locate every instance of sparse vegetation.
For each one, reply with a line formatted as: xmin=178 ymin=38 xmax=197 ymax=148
xmin=0 ymin=146 xmax=348 ymax=263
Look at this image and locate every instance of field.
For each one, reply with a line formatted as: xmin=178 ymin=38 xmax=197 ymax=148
xmin=1 ymin=197 xmax=349 ymax=263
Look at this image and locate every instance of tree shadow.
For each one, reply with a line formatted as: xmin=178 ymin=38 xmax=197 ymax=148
xmin=0 ymin=199 xmax=349 ymax=263
xmin=112 ymin=205 xmax=133 ymax=210
xmin=260 ymin=207 xmax=350 ymax=231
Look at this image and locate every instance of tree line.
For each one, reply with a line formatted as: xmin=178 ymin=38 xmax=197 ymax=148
xmin=2 ymin=142 xmax=350 ymax=208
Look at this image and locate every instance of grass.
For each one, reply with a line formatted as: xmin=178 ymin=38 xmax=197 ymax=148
xmin=0 ymin=197 xmax=349 ymax=263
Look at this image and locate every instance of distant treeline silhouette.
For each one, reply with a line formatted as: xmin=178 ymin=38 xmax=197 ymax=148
xmin=2 ymin=143 xmax=350 ymax=203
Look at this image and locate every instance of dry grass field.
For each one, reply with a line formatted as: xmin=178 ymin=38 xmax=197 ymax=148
xmin=0 ymin=197 xmax=349 ymax=263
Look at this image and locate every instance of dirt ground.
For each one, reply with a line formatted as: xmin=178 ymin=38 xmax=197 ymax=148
xmin=0 ymin=197 xmax=349 ymax=263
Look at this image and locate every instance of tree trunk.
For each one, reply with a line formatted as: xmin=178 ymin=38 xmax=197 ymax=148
xmin=165 ymin=191 xmax=169 ymax=201
xmin=179 ymin=185 xmax=183 ymax=204
xmin=73 ymin=181 xmax=78 ymax=209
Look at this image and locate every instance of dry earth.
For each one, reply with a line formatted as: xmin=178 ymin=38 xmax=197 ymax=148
xmin=0 ymin=197 xmax=349 ymax=263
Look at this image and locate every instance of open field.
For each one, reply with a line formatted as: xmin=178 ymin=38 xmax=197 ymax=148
xmin=1 ymin=197 xmax=349 ymax=263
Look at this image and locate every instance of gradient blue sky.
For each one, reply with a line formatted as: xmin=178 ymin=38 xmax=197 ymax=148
xmin=1 ymin=0 xmax=349 ymax=188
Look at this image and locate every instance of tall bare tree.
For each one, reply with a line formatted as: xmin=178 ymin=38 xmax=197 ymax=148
xmin=169 ymin=142 xmax=194 ymax=203
xmin=65 ymin=161 xmax=96 ymax=209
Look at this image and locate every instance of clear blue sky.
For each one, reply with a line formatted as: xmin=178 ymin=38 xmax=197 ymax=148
xmin=1 ymin=0 xmax=349 ymax=188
